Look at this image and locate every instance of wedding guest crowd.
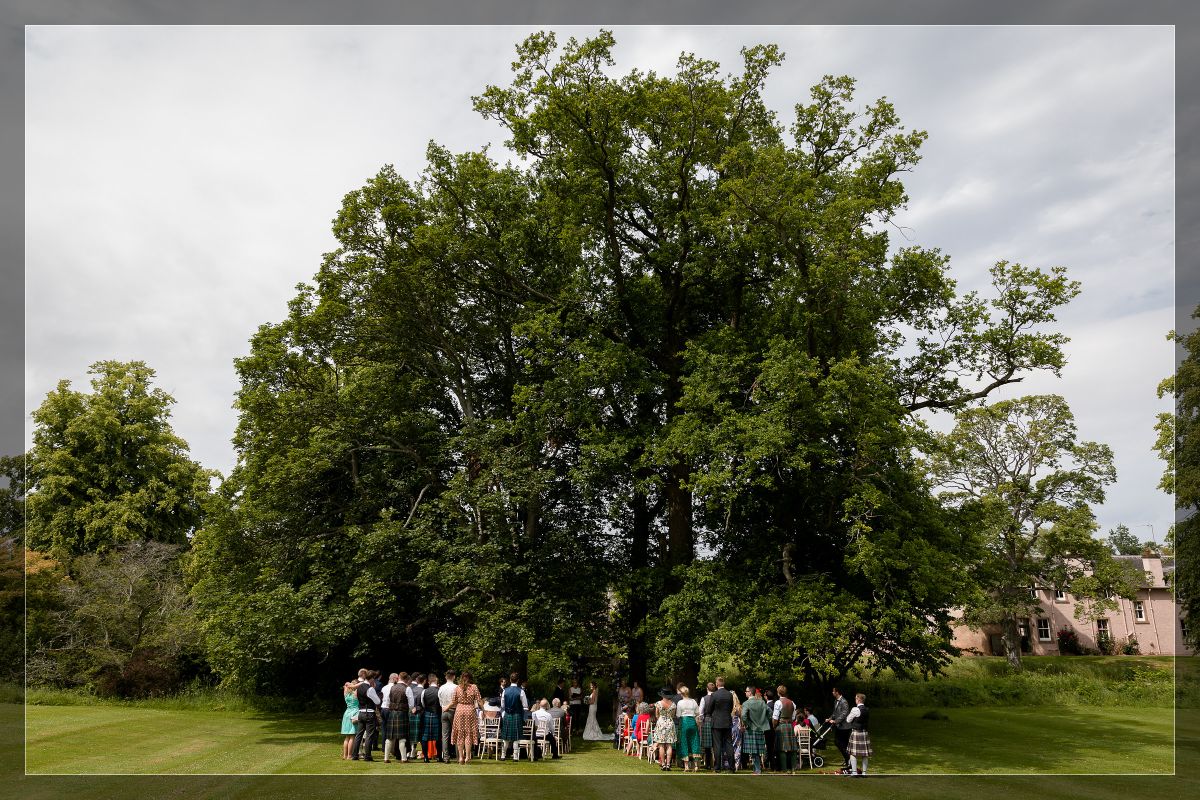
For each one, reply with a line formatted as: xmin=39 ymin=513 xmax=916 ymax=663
xmin=341 ymin=668 xmax=873 ymax=775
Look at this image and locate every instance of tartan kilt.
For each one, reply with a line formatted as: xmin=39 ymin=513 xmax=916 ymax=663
xmin=774 ymin=723 xmax=798 ymax=752
xmin=420 ymin=710 xmax=441 ymax=742
xmin=700 ymin=718 xmax=713 ymax=748
xmin=408 ymin=712 xmax=421 ymax=743
xmin=742 ymin=729 xmax=766 ymax=756
xmin=500 ymin=713 xmax=525 ymax=741
xmin=848 ymin=730 xmax=873 ymax=758
xmin=384 ymin=710 xmax=407 ymax=741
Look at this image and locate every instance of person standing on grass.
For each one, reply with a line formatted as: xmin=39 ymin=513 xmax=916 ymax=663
xmin=772 ymin=684 xmax=798 ymax=774
xmin=698 ymin=681 xmax=715 ymax=768
xmin=501 ymin=672 xmax=529 ymax=760
xmin=451 ymin=671 xmax=484 ymax=764
xmin=708 ymin=677 xmax=734 ymax=773
xmin=845 ymin=693 xmax=872 ymax=776
xmin=740 ymin=688 xmax=771 ymax=774
xmin=730 ymin=691 xmax=743 ymax=771
xmin=438 ymin=669 xmax=458 ymax=763
xmin=675 ymin=685 xmax=701 ymax=771
xmin=341 ymin=681 xmax=359 ymax=760
xmin=420 ymin=674 xmax=442 ymax=762
xmin=568 ymin=677 xmax=584 ymax=734
xmin=352 ymin=669 xmax=381 ymax=761
xmin=384 ymin=673 xmax=410 ymax=763
xmin=407 ymin=673 xmax=424 ymax=760
xmin=826 ymin=686 xmax=851 ymax=770
xmin=652 ymin=688 xmax=678 ymax=770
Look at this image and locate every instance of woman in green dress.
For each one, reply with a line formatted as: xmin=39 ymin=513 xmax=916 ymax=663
xmin=675 ymin=686 xmax=702 ymax=771
xmin=341 ymin=681 xmax=360 ymax=760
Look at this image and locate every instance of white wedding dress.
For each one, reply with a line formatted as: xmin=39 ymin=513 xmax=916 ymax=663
xmin=582 ymin=698 xmax=608 ymax=740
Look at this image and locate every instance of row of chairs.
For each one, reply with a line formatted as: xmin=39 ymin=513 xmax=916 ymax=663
xmin=475 ymin=716 xmax=568 ymax=760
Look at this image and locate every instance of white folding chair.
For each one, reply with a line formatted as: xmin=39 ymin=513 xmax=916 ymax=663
xmin=480 ymin=716 xmax=501 ymax=760
xmin=515 ymin=719 xmax=536 ymax=761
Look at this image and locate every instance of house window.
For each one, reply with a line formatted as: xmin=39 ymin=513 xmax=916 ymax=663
xmin=1097 ymin=619 xmax=1110 ymax=636
xmin=1037 ymin=618 xmax=1051 ymax=641
xmin=1182 ymin=618 xmax=1190 ymax=641
xmin=1055 ymin=588 xmax=1068 ymax=601
xmin=1134 ymin=601 xmax=1146 ymax=622
xmin=1029 ymin=585 xmax=1038 ymax=598
xmin=1104 ymin=589 xmax=1116 ymax=600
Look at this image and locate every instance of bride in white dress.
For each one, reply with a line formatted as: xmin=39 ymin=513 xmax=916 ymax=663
xmin=582 ymin=681 xmax=609 ymax=740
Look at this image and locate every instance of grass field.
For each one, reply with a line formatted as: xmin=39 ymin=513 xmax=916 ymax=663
xmin=23 ymin=703 xmax=1174 ymax=775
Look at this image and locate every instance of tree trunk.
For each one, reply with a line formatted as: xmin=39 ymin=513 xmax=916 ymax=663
xmin=1000 ymin=615 xmax=1023 ymax=671
xmin=627 ymin=481 xmax=651 ymax=690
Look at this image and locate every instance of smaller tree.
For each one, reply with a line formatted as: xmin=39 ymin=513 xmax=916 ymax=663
xmin=929 ymin=395 xmax=1122 ymax=669
xmin=32 ymin=541 xmax=200 ymax=696
xmin=26 ymin=361 xmax=215 ymax=560
xmin=1106 ymin=524 xmax=1143 ymax=556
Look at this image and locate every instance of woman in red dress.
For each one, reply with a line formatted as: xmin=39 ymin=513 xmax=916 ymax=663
xmin=451 ymin=671 xmax=485 ymax=764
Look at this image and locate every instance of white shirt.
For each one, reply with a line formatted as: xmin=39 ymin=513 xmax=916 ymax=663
xmin=676 ymin=697 xmax=699 ymax=718
xmin=846 ymin=705 xmax=864 ymax=724
xmin=439 ymin=680 xmax=458 ymax=709
xmin=381 ymin=682 xmax=398 ymax=710
xmin=407 ymin=683 xmax=421 ymax=709
xmin=366 ymin=685 xmax=381 ymax=707
xmin=532 ymin=707 xmax=553 ymax=735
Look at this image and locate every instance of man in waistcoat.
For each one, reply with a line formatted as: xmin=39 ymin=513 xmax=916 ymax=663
xmin=351 ymin=668 xmax=381 ymax=761
xmin=500 ymin=672 xmax=529 ymax=760
xmin=845 ymin=693 xmax=873 ymax=776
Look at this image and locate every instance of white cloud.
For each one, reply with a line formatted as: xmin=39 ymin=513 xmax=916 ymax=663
xmin=25 ymin=25 xmax=1175 ymax=535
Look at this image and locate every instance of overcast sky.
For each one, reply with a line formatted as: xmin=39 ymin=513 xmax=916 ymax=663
xmin=25 ymin=25 xmax=1174 ymax=544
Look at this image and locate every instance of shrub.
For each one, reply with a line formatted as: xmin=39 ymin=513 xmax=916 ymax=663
xmin=1057 ymin=628 xmax=1082 ymax=655
xmin=1097 ymin=632 xmax=1116 ymax=656
xmin=1121 ymin=636 xmax=1142 ymax=656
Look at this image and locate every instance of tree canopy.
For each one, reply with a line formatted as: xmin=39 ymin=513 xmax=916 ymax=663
xmin=927 ymin=394 xmax=1128 ymax=668
xmin=188 ymin=31 xmax=1086 ymax=692
xmin=25 ymin=361 xmax=214 ymax=560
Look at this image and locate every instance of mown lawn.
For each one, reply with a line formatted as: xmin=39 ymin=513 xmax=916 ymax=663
xmin=24 ymin=704 xmax=1173 ymax=775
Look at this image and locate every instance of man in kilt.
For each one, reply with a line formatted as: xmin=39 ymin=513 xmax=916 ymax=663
xmin=698 ymin=682 xmax=715 ymax=767
xmin=407 ymin=673 xmax=424 ymax=759
xmin=420 ymin=674 xmax=441 ymax=762
xmin=383 ymin=672 xmax=410 ymax=762
xmin=740 ymin=687 xmax=771 ymax=774
xmin=771 ymin=684 xmax=799 ymax=774
xmin=500 ymin=672 xmax=529 ymax=760
xmin=844 ymin=693 xmax=872 ymax=776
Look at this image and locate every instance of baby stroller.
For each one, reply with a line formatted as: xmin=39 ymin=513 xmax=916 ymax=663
xmin=798 ymin=721 xmax=831 ymax=769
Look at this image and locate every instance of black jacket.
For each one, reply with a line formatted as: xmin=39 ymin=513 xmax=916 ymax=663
xmin=708 ymin=687 xmax=734 ymax=729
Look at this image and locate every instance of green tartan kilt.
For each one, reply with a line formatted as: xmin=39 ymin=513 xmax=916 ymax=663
xmin=742 ymin=729 xmax=766 ymax=756
xmin=407 ymin=712 xmax=421 ymax=743
xmin=420 ymin=710 xmax=440 ymax=742
xmin=501 ymin=712 xmax=525 ymax=741
xmin=384 ymin=710 xmax=407 ymax=741
xmin=700 ymin=718 xmax=713 ymax=748
xmin=774 ymin=723 xmax=797 ymax=752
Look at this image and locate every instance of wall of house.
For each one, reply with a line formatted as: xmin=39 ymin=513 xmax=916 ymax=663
xmin=949 ymin=556 xmax=1195 ymax=657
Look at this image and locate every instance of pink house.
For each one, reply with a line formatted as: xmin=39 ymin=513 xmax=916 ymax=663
xmin=950 ymin=554 xmax=1195 ymax=656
